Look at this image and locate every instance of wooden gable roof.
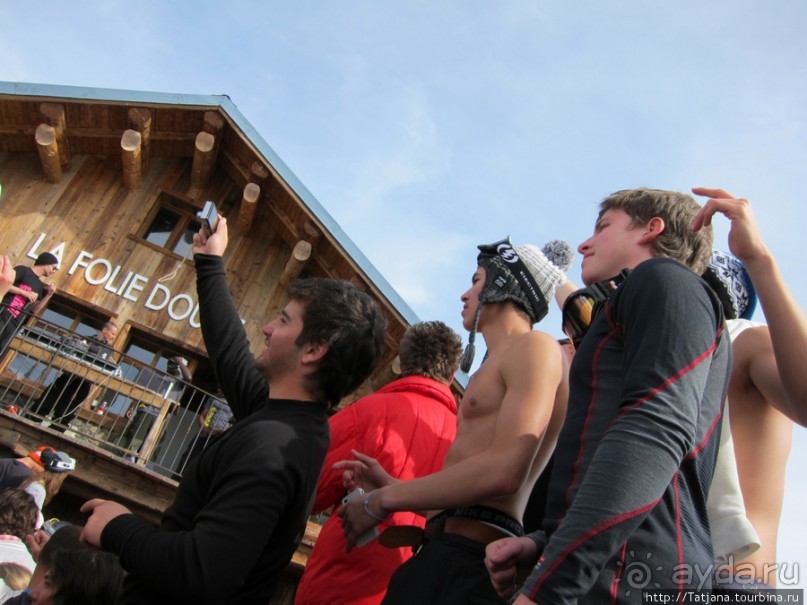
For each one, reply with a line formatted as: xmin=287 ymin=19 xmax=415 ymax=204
xmin=0 ymin=81 xmax=461 ymax=405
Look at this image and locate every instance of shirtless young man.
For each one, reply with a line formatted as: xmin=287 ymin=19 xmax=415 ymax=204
xmin=339 ymin=237 xmax=572 ymax=605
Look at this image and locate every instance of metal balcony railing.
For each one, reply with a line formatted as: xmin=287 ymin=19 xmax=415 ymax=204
xmin=0 ymin=309 xmax=229 ymax=480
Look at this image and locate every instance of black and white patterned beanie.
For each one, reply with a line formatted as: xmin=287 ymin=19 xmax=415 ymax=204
xmin=460 ymin=238 xmax=574 ymax=373
xmin=702 ymin=250 xmax=757 ymax=320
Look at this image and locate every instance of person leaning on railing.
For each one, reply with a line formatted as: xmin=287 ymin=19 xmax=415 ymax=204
xmin=0 ymin=253 xmax=58 ymax=360
xmin=29 ymin=322 xmax=119 ymax=432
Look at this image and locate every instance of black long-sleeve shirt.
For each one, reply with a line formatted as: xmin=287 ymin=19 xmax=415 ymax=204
xmin=523 ymin=258 xmax=731 ymax=604
xmin=103 ymin=254 xmax=330 ymax=604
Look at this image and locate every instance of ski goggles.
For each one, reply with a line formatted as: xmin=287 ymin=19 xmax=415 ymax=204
xmin=561 ymin=269 xmax=630 ymax=349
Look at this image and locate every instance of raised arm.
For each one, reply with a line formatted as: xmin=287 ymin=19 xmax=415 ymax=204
xmin=28 ymin=282 xmax=55 ymax=315
xmin=554 ymin=279 xmax=578 ymax=309
xmin=172 ymin=357 xmax=193 ymax=381
xmin=192 ymin=217 xmax=268 ymax=419
xmin=7 ymin=284 xmax=39 ymax=304
xmin=692 ymin=187 xmax=807 ymax=425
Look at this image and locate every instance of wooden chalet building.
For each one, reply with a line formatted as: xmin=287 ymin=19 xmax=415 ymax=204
xmin=0 ymin=81 xmax=461 ymax=602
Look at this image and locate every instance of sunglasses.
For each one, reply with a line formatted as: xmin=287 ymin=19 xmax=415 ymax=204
xmin=561 ymin=269 xmax=630 ymax=349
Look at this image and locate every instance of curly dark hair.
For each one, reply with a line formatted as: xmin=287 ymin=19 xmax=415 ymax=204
xmin=288 ymin=278 xmax=387 ymax=409
xmin=0 ymin=488 xmax=38 ymax=540
xmin=599 ymin=188 xmax=713 ymax=275
xmin=399 ymin=321 xmax=462 ymax=384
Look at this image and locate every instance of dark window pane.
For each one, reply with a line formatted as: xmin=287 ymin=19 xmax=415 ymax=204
xmin=40 ymin=307 xmax=74 ymax=329
xmin=145 ymin=208 xmax=180 ymax=248
xmin=75 ymin=319 xmax=99 ymax=339
xmin=173 ymin=219 xmax=201 ymax=257
xmin=121 ymin=342 xmax=157 ymax=381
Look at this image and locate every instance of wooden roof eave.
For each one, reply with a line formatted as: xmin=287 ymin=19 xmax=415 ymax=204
xmin=0 ymin=81 xmax=420 ymax=328
xmin=0 ymin=81 xmax=469 ymax=395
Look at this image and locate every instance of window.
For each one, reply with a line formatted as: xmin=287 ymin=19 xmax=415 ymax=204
xmin=142 ymin=193 xmax=203 ymax=257
xmin=39 ymin=299 xmax=104 ymax=338
xmin=117 ymin=332 xmax=180 ymax=383
xmin=102 ymin=328 xmax=190 ymax=415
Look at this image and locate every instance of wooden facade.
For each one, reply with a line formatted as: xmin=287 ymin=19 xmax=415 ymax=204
xmin=0 ymin=81 xmax=462 ymax=603
xmin=0 ymin=83 xmax=421 ymax=372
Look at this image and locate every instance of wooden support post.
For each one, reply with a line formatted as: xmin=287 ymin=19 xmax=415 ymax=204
xmin=237 ymin=182 xmax=260 ymax=234
xmin=250 ymin=161 xmax=269 ymax=185
xmin=128 ymin=108 xmax=152 ymax=174
xmin=121 ymin=129 xmax=142 ymax=189
xmin=190 ymin=131 xmax=216 ymax=190
xmin=278 ymin=240 xmax=313 ymax=289
xmin=300 ymin=219 xmax=321 ymax=244
xmin=188 ymin=111 xmax=225 ymax=195
xmin=35 ymin=123 xmax=62 ymax=183
xmin=138 ymin=400 xmax=174 ymax=465
xmin=40 ymin=103 xmax=70 ymax=169
xmin=203 ymin=111 xmax=225 ymax=138
xmin=293 ymin=219 xmax=321 ymax=258
xmin=265 ymin=240 xmax=314 ymax=321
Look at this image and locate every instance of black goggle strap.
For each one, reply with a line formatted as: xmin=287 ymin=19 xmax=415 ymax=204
xmin=561 ymin=269 xmax=631 ymax=346
xmin=562 ymin=290 xmax=602 ymax=346
xmin=477 ymin=237 xmax=549 ymax=322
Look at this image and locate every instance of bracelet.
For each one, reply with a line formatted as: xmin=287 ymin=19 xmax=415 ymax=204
xmin=363 ymin=496 xmax=387 ymax=522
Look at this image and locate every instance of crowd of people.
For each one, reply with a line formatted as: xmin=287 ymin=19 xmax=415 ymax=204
xmin=0 ymin=446 xmax=122 ymax=604
xmin=0 ymin=185 xmax=804 ymax=604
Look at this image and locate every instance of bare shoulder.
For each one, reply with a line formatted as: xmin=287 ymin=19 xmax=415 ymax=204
xmin=732 ymin=324 xmax=772 ymax=366
xmin=733 ymin=323 xmax=770 ymax=347
xmin=499 ymin=330 xmax=563 ymax=382
xmin=501 ymin=330 xmax=562 ymax=363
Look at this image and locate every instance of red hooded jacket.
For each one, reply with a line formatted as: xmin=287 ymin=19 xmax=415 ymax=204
xmin=295 ymin=375 xmax=458 ymax=605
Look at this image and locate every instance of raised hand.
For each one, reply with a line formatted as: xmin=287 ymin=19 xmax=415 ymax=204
xmin=691 ymin=187 xmax=769 ymax=271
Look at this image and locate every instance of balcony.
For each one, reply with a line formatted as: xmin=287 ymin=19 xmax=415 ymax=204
xmin=0 ymin=311 xmax=221 ymax=481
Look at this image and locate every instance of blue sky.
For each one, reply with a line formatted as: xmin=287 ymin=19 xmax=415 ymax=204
xmin=2 ymin=0 xmax=805 ymax=588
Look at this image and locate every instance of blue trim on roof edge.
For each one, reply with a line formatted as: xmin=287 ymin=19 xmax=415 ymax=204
xmin=0 ymin=80 xmax=421 ymax=326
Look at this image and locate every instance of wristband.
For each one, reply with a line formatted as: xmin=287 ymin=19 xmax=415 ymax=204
xmin=363 ymin=496 xmax=387 ymax=522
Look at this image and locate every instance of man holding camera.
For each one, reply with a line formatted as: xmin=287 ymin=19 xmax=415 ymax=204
xmin=81 ymin=216 xmax=387 ymax=604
